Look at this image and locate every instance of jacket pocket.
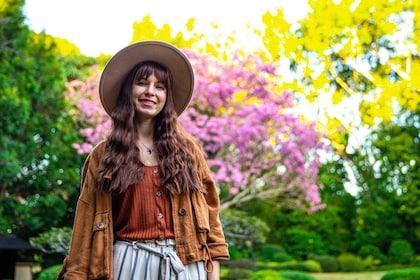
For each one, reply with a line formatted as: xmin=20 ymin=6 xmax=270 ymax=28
xmin=89 ymin=210 xmax=109 ymax=279
xmin=191 ymin=191 xmax=210 ymax=232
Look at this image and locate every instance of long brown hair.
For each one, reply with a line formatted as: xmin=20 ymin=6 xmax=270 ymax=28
xmin=97 ymin=61 xmax=203 ymax=194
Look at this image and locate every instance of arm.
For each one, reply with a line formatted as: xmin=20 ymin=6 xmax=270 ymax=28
xmin=207 ymin=260 xmax=220 ymax=280
xmin=192 ymin=140 xmax=230 ymax=261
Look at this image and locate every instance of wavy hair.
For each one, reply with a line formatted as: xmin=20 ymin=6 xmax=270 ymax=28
xmin=97 ymin=61 xmax=203 ymax=194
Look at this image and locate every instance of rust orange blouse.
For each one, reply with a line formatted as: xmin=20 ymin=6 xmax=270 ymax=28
xmin=112 ymin=166 xmax=175 ymax=241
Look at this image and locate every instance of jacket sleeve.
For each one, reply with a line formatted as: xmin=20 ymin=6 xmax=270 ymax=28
xmin=59 ymin=147 xmax=101 ymax=279
xmin=193 ymin=142 xmax=230 ymax=261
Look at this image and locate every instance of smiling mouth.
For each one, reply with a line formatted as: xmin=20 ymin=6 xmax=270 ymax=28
xmin=139 ymin=99 xmax=156 ymax=106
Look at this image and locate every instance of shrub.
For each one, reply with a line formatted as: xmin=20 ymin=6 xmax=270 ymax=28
xmin=312 ymin=255 xmax=339 ymax=272
xmin=259 ymin=244 xmax=294 ymax=262
xmin=387 ymin=239 xmax=414 ymax=265
xmin=358 ymin=244 xmax=385 ymax=263
xmin=337 ymin=253 xmax=366 ymax=272
xmin=381 ymin=267 xmax=420 ymax=280
xmin=283 ymin=229 xmax=326 ymax=260
xmin=269 ymin=260 xmax=321 ymax=272
xmin=252 ymin=270 xmax=287 ymax=280
xmin=223 ymin=268 xmax=253 ymax=279
xmin=303 ymin=260 xmax=322 ymax=272
xmin=222 ymin=259 xmax=256 ymax=269
xmin=36 ymin=265 xmax=62 ymax=280
xmin=279 ymin=270 xmax=316 ymax=280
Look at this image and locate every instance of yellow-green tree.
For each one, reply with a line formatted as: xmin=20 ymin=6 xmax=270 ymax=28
xmin=261 ymin=0 xmax=420 ymax=152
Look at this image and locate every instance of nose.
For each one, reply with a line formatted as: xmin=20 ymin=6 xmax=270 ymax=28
xmin=145 ymin=83 xmax=155 ymax=94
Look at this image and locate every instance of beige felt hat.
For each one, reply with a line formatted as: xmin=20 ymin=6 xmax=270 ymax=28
xmin=99 ymin=40 xmax=194 ymax=116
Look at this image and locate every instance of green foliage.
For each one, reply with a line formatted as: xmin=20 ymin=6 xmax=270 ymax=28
xmin=258 ymin=244 xmax=294 ymax=262
xmin=30 ymin=227 xmax=72 ymax=255
xmin=36 ymin=265 xmax=62 ymax=280
xmin=312 ymin=255 xmax=339 ymax=272
xmin=0 ymin=0 xmax=88 ymax=242
xmin=221 ymin=209 xmax=270 ymax=250
xmin=278 ymin=271 xmax=316 ymax=280
xmin=387 ymin=240 xmax=415 ymax=265
xmin=223 ymin=268 xmax=253 ymax=279
xmin=222 ymin=259 xmax=256 ymax=270
xmin=276 ymin=261 xmax=322 ymax=273
xmin=227 ymin=245 xmax=252 ymax=260
xmin=337 ymin=253 xmax=366 ymax=272
xmin=252 ymin=270 xmax=287 ymax=280
xmin=256 ymin=260 xmax=321 ymax=273
xmin=381 ymin=268 xmax=420 ymax=280
xmin=358 ymin=244 xmax=385 ymax=263
xmin=283 ymin=228 xmax=327 ymax=260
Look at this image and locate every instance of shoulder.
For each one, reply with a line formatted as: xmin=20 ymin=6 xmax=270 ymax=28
xmin=82 ymin=140 xmax=108 ymax=170
xmin=89 ymin=140 xmax=108 ymax=159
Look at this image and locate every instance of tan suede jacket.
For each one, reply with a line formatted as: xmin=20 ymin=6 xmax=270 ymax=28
xmin=58 ymin=141 xmax=229 ymax=280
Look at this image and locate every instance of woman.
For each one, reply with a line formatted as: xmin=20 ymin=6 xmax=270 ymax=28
xmin=58 ymin=41 xmax=229 ymax=280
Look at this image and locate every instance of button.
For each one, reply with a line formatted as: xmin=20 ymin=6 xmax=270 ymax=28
xmin=157 ymin=213 xmax=163 ymax=219
xmin=187 ymin=253 xmax=195 ymax=261
xmin=178 ymin=208 xmax=186 ymax=216
xmin=97 ymin=221 xmax=105 ymax=229
xmin=153 ymin=168 xmax=159 ymax=174
xmin=156 ymin=191 xmax=162 ymax=197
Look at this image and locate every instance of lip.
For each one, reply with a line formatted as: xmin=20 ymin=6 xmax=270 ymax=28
xmin=139 ymin=98 xmax=156 ymax=106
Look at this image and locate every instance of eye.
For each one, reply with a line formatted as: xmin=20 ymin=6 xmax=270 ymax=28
xmin=137 ymin=79 xmax=148 ymax=86
xmin=156 ymin=84 xmax=166 ymax=90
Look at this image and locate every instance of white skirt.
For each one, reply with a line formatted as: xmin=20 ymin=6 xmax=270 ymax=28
xmin=113 ymin=239 xmax=207 ymax=280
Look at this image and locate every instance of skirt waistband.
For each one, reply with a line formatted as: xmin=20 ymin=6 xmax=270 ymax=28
xmin=115 ymin=239 xmax=184 ymax=279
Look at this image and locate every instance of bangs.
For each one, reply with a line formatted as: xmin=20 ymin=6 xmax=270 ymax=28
xmin=133 ymin=61 xmax=171 ymax=89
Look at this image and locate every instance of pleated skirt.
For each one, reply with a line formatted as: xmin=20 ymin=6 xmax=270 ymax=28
xmin=113 ymin=239 xmax=207 ymax=280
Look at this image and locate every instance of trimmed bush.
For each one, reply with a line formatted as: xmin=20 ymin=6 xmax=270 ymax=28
xmin=259 ymin=260 xmax=321 ymax=272
xmin=36 ymin=265 xmax=62 ymax=280
xmin=381 ymin=267 xmax=420 ymax=280
xmin=252 ymin=270 xmax=287 ymax=280
xmin=222 ymin=259 xmax=256 ymax=269
xmin=259 ymin=244 xmax=294 ymax=262
xmin=337 ymin=253 xmax=366 ymax=272
xmin=223 ymin=268 xmax=253 ymax=279
xmin=303 ymin=260 xmax=322 ymax=272
xmin=312 ymin=255 xmax=339 ymax=272
xmin=279 ymin=270 xmax=316 ymax=280
xmin=358 ymin=244 xmax=385 ymax=263
xmin=387 ymin=239 xmax=414 ymax=265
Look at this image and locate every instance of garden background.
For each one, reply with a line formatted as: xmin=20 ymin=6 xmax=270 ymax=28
xmin=1 ymin=0 xmax=419 ymax=279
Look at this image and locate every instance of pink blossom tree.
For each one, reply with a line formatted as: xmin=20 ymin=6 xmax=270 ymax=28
xmin=65 ymin=51 xmax=329 ymax=212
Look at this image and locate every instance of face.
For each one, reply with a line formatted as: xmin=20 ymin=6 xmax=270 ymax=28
xmin=132 ymin=73 xmax=167 ymax=120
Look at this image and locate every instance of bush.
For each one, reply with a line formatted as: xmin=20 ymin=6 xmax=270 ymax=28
xmin=337 ymin=253 xmax=366 ymax=272
xmin=252 ymin=270 xmax=287 ymax=280
xmin=283 ymin=229 xmax=326 ymax=260
xmin=387 ymin=240 xmax=414 ymax=265
xmin=36 ymin=265 xmax=62 ymax=280
xmin=263 ymin=260 xmax=321 ymax=272
xmin=222 ymin=259 xmax=256 ymax=269
xmin=222 ymin=268 xmax=253 ymax=279
xmin=381 ymin=267 xmax=420 ymax=280
xmin=279 ymin=270 xmax=316 ymax=280
xmin=259 ymin=244 xmax=294 ymax=262
xmin=358 ymin=244 xmax=385 ymax=263
xmin=312 ymin=255 xmax=339 ymax=272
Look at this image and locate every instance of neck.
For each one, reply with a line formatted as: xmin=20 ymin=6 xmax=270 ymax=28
xmin=135 ymin=120 xmax=154 ymax=143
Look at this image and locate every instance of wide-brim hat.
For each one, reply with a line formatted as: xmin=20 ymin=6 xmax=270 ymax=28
xmin=99 ymin=40 xmax=194 ymax=116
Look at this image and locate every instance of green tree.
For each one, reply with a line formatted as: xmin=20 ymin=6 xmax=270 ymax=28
xmin=0 ymin=0 xmax=92 ymax=239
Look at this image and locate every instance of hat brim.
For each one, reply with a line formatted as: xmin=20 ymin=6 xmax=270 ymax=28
xmin=99 ymin=40 xmax=194 ymax=116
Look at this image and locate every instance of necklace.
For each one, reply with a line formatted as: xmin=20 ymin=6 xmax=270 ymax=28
xmin=140 ymin=142 xmax=154 ymax=155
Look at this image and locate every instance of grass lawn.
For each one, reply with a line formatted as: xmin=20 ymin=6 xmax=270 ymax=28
xmin=309 ymin=271 xmax=387 ymax=280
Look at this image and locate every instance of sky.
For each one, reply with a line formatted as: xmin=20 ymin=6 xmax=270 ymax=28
xmin=23 ymin=0 xmax=309 ymax=56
